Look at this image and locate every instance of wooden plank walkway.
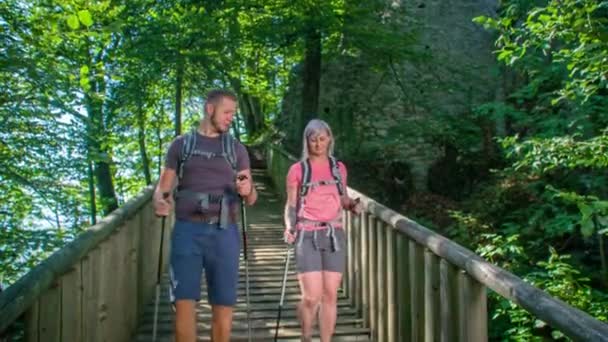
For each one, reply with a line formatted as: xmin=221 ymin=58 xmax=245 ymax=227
xmin=133 ymin=170 xmax=370 ymax=341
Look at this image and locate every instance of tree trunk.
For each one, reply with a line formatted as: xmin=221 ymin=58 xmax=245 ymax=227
xmin=85 ymin=122 xmax=118 ymax=216
xmin=481 ymin=121 xmax=496 ymax=165
xmin=241 ymin=93 xmax=256 ymax=134
xmin=599 ymin=232 xmax=608 ymax=288
xmin=230 ymin=78 xmax=252 ymax=136
xmin=137 ymin=101 xmax=152 ymax=185
xmin=87 ymin=158 xmax=96 ymax=225
xmin=156 ymin=105 xmax=165 ymax=178
xmin=175 ymin=57 xmax=184 ymax=137
xmin=250 ymin=95 xmax=263 ymax=133
xmin=301 ymin=26 xmax=322 ymax=135
xmin=85 ymin=78 xmax=118 ymax=215
xmin=93 ymin=158 xmax=118 ymax=214
xmin=231 ymin=120 xmax=241 ymax=141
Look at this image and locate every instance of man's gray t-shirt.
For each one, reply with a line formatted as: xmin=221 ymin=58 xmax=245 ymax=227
xmin=165 ymin=132 xmax=250 ymax=221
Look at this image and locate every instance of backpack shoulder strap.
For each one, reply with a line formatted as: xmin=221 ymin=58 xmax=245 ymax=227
xmin=329 ymin=156 xmax=345 ymax=196
xmin=221 ymin=133 xmax=237 ymax=172
xmin=299 ymin=159 xmax=312 ymax=197
xmin=178 ymin=130 xmax=197 ymax=180
xmin=296 ymin=159 xmax=312 ymax=215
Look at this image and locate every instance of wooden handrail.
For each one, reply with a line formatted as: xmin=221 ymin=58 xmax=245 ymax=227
xmin=0 ymin=185 xmax=173 ymax=340
xmin=264 ymin=143 xmax=608 ymax=342
xmin=350 ymin=188 xmax=608 ymax=341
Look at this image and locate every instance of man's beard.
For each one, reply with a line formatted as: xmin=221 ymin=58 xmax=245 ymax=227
xmin=211 ymin=112 xmax=228 ymax=133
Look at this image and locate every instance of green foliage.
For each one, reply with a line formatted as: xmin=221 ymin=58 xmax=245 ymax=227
xmin=474 ymin=0 xmax=608 ymax=103
xmin=502 ymin=132 xmax=608 ymax=175
xmin=552 ymin=187 xmax=608 ymax=238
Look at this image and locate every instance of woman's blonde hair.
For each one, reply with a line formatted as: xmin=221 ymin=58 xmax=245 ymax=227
xmin=301 ymin=119 xmax=335 ymax=160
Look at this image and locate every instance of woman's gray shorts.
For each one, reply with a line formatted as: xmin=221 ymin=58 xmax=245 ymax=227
xmin=295 ymin=227 xmax=346 ymax=274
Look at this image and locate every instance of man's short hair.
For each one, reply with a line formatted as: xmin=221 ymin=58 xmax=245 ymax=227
xmin=206 ymin=89 xmax=238 ymax=106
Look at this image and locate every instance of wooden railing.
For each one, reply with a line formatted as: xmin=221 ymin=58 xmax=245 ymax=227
xmin=0 ymin=185 xmax=173 ymax=341
xmin=265 ymin=144 xmax=608 ymax=342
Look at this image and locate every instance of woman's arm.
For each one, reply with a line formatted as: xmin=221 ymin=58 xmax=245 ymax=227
xmin=337 ymin=162 xmax=361 ymax=213
xmin=284 ymin=184 xmax=298 ymax=242
xmin=341 ymin=195 xmax=361 ymax=213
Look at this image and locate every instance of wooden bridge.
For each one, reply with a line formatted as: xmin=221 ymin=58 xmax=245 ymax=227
xmin=1 ymin=145 xmax=607 ymax=341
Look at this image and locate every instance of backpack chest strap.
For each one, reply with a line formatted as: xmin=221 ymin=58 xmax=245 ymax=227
xmin=298 ymin=157 xmax=344 ymax=197
xmin=301 ymin=179 xmax=339 ymax=189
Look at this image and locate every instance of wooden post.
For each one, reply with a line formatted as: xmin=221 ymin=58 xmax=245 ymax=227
xmin=139 ymin=202 xmax=159 ymax=314
xmin=82 ymin=248 xmax=100 ymax=342
xmin=98 ymin=239 xmax=114 ymax=342
xmin=377 ymin=221 xmax=387 ymax=342
xmin=25 ymin=300 xmax=39 ymax=342
xmin=343 ymin=209 xmax=349 ymax=297
xmin=61 ymin=265 xmax=83 ymax=342
xmin=463 ymin=272 xmax=488 ymax=342
xmin=38 ymin=281 xmax=61 ymax=342
xmin=458 ymin=271 xmax=467 ymax=342
xmin=361 ymin=212 xmax=369 ymax=328
xmin=115 ymin=226 xmax=129 ymax=340
xmin=129 ymin=215 xmax=143 ymax=327
xmin=440 ymin=260 xmax=458 ymax=342
xmin=397 ymin=234 xmax=411 ymax=342
xmin=409 ymin=241 xmax=424 ymax=342
xmin=353 ymin=213 xmax=361 ymax=314
xmin=125 ymin=213 xmax=136 ymax=333
xmin=137 ymin=202 xmax=149 ymax=315
xmin=424 ymin=250 xmax=440 ymax=342
xmin=368 ymin=215 xmax=378 ymax=340
xmin=347 ymin=210 xmax=355 ymax=307
xmin=387 ymin=226 xmax=397 ymax=342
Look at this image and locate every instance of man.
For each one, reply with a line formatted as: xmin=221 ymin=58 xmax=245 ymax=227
xmin=154 ymin=89 xmax=257 ymax=342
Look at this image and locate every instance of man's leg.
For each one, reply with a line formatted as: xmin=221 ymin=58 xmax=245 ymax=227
xmin=204 ymin=224 xmax=240 ymax=342
xmin=169 ymin=221 xmax=205 ymax=342
xmin=297 ymin=272 xmax=323 ymax=341
xmin=174 ymin=300 xmax=197 ymax=342
xmin=211 ymin=305 xmax=234 ymax=342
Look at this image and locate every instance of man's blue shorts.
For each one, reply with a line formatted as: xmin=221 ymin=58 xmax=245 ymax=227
xmin=168 ymin=220 xmax=241 ymax=306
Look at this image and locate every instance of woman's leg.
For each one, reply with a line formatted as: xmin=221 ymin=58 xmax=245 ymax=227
xmin=297 ymin=272 xmax=323 ymax=341
xmin=319 ymin=228 xmax=346 ymax=342
xmin=319 ymin=271 xmax=342 ymax=342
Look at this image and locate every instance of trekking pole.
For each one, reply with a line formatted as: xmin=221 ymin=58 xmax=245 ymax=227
xmin=153 ymin=192 xmax=169 ymax=342
xmin=238 ymin=177 xmax=252 ymax=342
xmin=274 ymin=236 xmax=293 ymax=342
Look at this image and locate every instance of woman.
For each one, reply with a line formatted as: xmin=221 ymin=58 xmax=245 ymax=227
xmin=283 ymin=119 xmax=360 ymax=342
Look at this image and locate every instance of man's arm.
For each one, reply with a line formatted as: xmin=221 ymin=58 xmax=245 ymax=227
xmin=154 ymin=168 xmax=177 ymax=216
xmin=236 ymin=169 xmax=257 ymax=205
xmin=234 ymin=141 xmax=257 ymax=205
